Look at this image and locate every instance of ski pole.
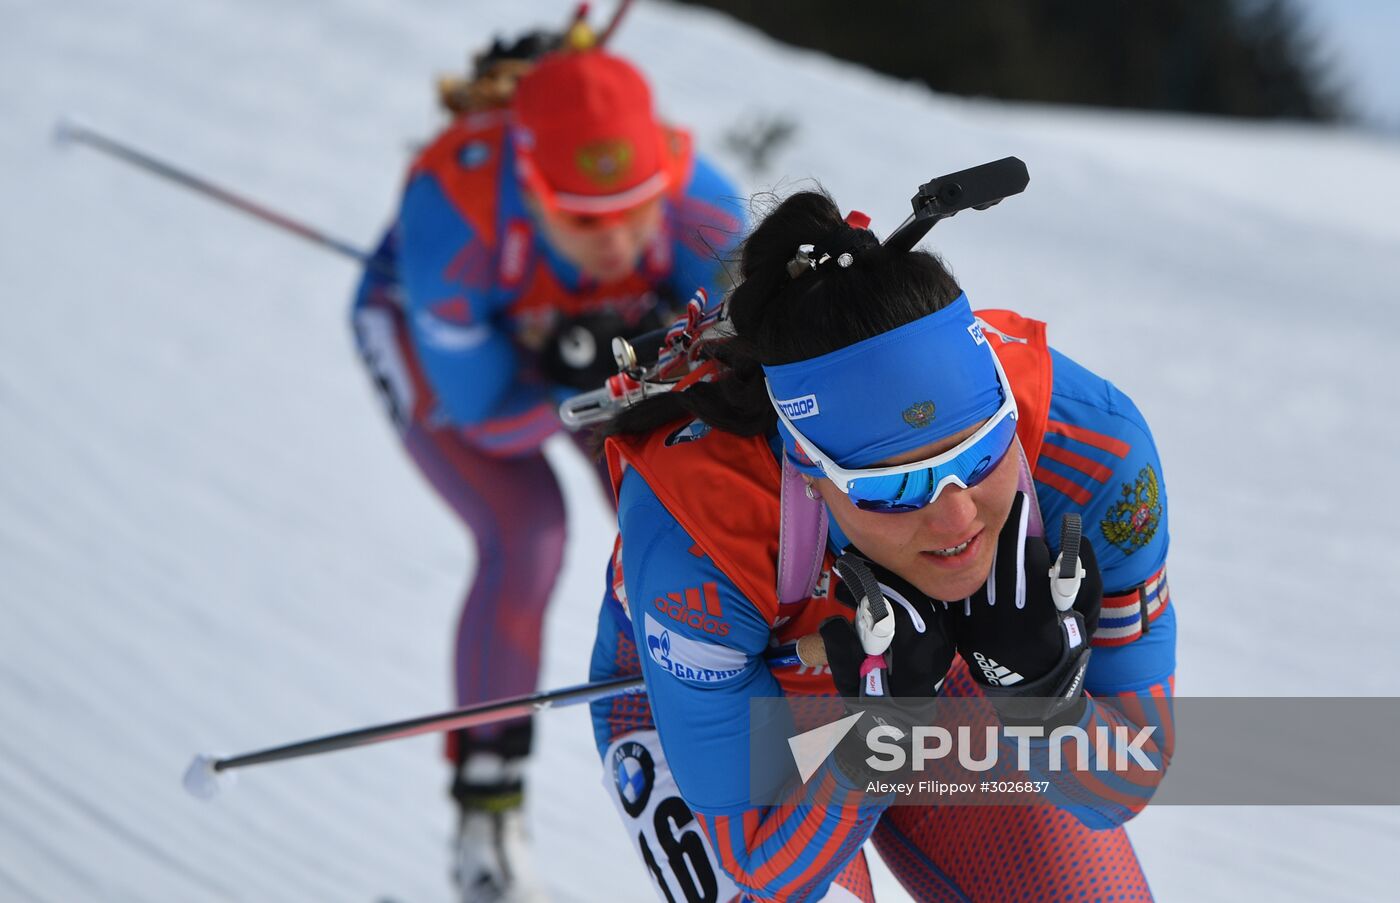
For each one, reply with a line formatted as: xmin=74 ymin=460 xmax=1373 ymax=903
xmin=53 ymin=116 xmax=378 ymax=268
xmin=184 ymin=639 xmax=821 ymax=799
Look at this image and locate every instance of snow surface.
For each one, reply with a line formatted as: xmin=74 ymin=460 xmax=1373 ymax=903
xmin=3 ymin=0 xmax=1400 ymax=900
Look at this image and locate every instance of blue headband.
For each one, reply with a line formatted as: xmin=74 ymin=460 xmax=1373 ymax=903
xmin=762 ymin=293 xmax=1005 ymax=471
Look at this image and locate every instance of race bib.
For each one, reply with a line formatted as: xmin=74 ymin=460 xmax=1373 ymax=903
xmin=601 ymin=731 xmax=741 ymax=903
xmin=353 ymin=307 xmax=416 ymax=429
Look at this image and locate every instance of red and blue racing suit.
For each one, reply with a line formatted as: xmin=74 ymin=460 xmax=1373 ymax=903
xmin=351 ymin=110 xmax=744 ymax=776
xmin=589 ymin=339 xmax=1175 ymax=902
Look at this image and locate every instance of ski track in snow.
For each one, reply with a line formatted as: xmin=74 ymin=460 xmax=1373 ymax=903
xmin=3 ymin=0 xmax=1399 ymax=900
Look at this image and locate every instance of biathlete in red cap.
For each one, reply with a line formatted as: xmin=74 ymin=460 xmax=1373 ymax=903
xmin=350 ymin=24 xmax=744 ymax=900
xmin=588 ymin=190 xmax=1174 ymax=901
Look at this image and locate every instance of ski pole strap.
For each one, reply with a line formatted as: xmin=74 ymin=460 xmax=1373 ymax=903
xmin=859 ymin=654 xmax=889 ymax=698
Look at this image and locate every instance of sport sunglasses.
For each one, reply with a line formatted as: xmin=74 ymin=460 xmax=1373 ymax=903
xmin=766 ymin=346 xmax=1019 ymax=513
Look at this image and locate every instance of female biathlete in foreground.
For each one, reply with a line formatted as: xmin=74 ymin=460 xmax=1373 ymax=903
xmin=587 ymin=188 xmax=1176 ymax=901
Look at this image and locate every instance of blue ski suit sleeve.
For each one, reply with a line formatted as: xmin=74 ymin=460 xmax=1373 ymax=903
xmin=1037 ymin=349 xmax=1175 ymax=686
xmin=1025 ymin=348 xmax=1177 ymax=827
xmin=350 ymin=228 xmax=399 ymax=312
xmin=395 ymin=171 xmax=518 ymax=427
xmin=617 ymin=470 xmax=884 ymax=902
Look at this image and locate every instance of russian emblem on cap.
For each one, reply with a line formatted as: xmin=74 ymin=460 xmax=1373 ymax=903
xmin=575 ymin=138 xmax=634 ymax=187
xmin=902 ymin=401 xmax=937 ymax=428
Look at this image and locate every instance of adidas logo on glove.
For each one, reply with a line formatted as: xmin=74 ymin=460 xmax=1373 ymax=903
xmin=971 ymin=651 xmax=1024 ymax=686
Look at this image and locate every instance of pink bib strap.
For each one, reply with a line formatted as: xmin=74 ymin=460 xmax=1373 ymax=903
xmin=777 ymin=457 xmax=828 ymax=604
xmin=1015 ymin=438 xmax=1045 ymax=538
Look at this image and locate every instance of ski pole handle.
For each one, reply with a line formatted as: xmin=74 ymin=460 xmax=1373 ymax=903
xmin=832 ymin=555 xmax=895 ymax=697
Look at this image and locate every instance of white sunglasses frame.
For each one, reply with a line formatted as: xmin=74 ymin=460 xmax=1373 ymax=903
xmin=765 ymin=338 xmax=1019 ymax=507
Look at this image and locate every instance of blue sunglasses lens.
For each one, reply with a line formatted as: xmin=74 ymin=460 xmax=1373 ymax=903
xmin=847 ymin=414 xmax=1016 ymax=513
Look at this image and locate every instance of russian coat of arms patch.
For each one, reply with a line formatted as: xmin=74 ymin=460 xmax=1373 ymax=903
xmin=575 ymin=139 xmax=634 ymax=187
xmin=1100 ymin=464 xmax=1162 ymax=554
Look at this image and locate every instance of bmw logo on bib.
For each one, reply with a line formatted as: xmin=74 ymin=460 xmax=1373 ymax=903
xmin=612 ymin=740 xmax=655 ymax=818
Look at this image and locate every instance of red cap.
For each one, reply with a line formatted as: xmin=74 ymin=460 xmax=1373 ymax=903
xmin=511 ymin=51 xmax=675 ymax=215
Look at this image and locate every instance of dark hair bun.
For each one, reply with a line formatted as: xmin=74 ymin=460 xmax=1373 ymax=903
xmin=606 ymin=187 xmax=962 ymax=443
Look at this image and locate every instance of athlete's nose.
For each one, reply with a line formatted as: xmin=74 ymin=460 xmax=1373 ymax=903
xmin=917 ymin=484 xmax=978 ymax=541
xmin=593 ymin=221 xmax=632 ymax=250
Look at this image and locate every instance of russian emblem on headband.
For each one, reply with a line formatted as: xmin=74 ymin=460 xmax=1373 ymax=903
xmin=902 ymin=401 xmax=936 ymax=429
xmin=575 ymin=139 xmax=634 ymax=187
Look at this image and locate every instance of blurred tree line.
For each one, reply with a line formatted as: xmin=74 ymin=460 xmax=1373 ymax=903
xmin=671 ymin=0 xmax=1343 ymax=120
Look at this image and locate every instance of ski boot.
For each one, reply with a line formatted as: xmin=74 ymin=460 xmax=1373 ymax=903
xmin=450 ymin=727 xmax=546 ymax=903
